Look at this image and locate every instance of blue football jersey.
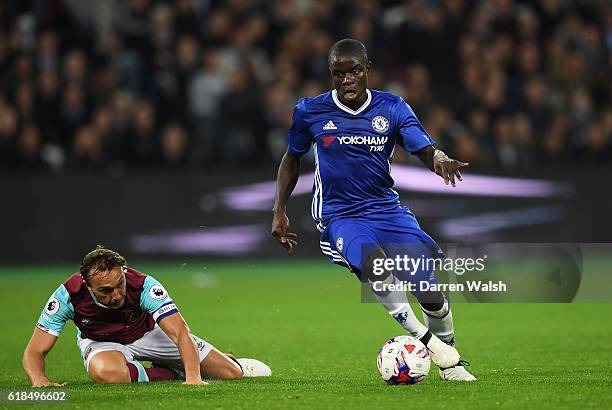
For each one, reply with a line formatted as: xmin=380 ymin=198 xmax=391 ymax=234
xmin=287 ymin=89 xmax=435 ymax=231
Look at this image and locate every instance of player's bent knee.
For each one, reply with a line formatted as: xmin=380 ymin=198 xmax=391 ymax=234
xmin=88 ymin=353 xmax=130 ymax=384
xmin=89 ymin=363 xmax=130 ymax=384
xmin=362 ymin=249 xmax=389 ymax=282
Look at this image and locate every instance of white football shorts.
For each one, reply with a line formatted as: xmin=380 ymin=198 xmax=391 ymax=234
xmin=77 ymin=325 xmax=213 ymax=371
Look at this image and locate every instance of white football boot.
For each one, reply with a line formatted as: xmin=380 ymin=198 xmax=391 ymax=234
xmin=424 ymin=333 xmax=461 ymax=368
xmin=237 ymin=358 xmax=272 ymax=377
xmin=439 ymin=360 xmax=477 ymax=381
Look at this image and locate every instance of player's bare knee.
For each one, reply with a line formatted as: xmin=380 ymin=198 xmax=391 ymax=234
xmin=89 ymin=361 xmax=129 ymax=384
xmin=90 ymin=367 xmax=128 ymax=384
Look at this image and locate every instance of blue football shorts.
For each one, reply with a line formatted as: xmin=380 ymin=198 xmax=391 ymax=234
xmin=319 ymin=209 xmax=443 ymax=287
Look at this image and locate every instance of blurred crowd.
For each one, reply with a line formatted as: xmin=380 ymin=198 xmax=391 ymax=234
xmin=0 ymin=0 xmax=610 ymax=173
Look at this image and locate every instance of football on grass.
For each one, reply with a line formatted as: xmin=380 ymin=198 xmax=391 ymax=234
xmin=377 ymin=336 xmax=431 ymax=385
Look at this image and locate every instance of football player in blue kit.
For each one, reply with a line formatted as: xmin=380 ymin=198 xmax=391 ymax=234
xmin=271 ymin=39 xmax=475 ymax=381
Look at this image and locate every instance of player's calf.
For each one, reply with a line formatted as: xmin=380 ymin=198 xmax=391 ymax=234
xmin=211 ymin=363 xmax=244 ymax=380
xmin=417 ymin=292 xmax=455 ymax=344
xmin=201 ymin=348 xmax=244 ymax=380
xmin=364 ymin=250 xmax=431 ymax=340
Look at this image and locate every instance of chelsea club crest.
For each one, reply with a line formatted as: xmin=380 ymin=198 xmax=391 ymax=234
xmin=372 ymin=116 xmax=389 ymax=133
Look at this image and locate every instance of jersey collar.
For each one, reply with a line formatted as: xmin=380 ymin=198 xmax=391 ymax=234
xmin=332 ymin=89 xmax=372 ymax=115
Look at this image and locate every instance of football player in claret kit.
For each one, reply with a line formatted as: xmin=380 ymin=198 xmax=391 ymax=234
xmin=271 ymin=39 xmax=476 ymax=381
xmin=23 ymin=246 xmax=270 ymax=387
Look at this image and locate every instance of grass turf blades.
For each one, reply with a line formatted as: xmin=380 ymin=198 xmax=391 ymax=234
xmin=1 ymin=261 xmax=610 ymax=409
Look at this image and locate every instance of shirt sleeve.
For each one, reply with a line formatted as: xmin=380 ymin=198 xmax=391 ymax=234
xmin=395 ymin=97 xmax=436 ymax=153
xmin=287 ymin=98 xmax=312 ymax=156
xmin=140 ymin=276 xmax=179 ymax=323
xmin=37 ymin=284 xmax=74 ymax=336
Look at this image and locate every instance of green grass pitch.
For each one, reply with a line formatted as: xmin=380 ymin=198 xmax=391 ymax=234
xmin=0 ymin=260 xmax=610 ymax=409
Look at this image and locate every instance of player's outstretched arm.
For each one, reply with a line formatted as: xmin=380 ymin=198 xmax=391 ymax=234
xmin=23 ymin=327 xmax=66 ymax=387
xmin=271 ymin=151 xmax=300 ymax=253
xmin=158 ymin=312 xmax=206 ymax=385
xmin=414 ymin=145 xmax=469 ymax=188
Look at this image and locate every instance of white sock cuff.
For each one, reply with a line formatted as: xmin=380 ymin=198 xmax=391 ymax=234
xmin=413 ymin=327 xmax=429 ymax=340
xmin=130 ymin=361 xmax=149 ymax=382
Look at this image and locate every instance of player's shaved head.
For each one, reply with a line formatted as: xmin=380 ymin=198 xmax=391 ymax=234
xmin=328 ymin=39 xmax=371 ymax=108
xmin=328 ymin=38 xmax=368 ymax=66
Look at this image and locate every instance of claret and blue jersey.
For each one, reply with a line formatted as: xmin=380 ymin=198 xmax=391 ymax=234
xmin=288 ymin=89 xmax=435 ymax=232
xmin=37 ymin=268 xmax=179 ymax=344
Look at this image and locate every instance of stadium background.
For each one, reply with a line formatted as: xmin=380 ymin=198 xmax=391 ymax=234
xmin=1 ymin=0 xmax=611 ymax=263
xmin=0 ymin=1 xmax=611 ymax=408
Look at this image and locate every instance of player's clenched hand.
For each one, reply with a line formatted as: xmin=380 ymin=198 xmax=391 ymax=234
xmin=271 ymin=212 xmax=298 ymax=253
xmin=433 ymin=150 xmax=469 ymax=188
